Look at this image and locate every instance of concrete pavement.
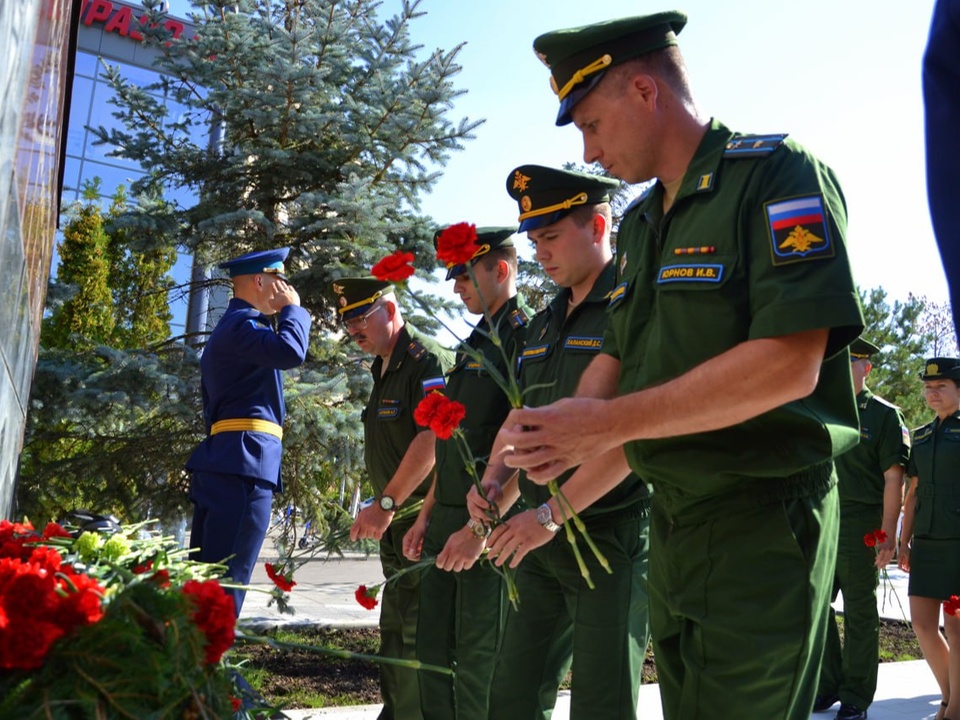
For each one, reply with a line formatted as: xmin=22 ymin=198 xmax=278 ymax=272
xmin=239 ymin=553 xmax=939 ymax=720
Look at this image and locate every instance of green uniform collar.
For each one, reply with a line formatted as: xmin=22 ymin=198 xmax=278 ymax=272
xmin=636 ymin=119 xmax=752 ymax=221
xmin=547 ymin=260 xmax=616 ymax=316
xmin=373 ymin=324 xmax=420 ymax=377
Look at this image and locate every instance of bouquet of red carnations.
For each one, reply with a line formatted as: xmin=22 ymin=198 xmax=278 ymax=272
xmin=0 ymin=518 xmax=242 ymax=719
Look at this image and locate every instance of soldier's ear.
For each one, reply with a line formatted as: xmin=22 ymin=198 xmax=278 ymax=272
xmin=382 ymin=299 xmax=397 ymax=321
xmin=592 ymin=213 xmax=607 ymax=245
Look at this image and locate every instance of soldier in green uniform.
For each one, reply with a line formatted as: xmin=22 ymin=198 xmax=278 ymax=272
xmin=899 ymin=357 xmax=960 ymax=720
xmin=332 ymin=276 xmax=453 ymax=720
xmin=814 ymin=337 xmax=909 ymax=720
xmin=404 ymin=227 xmax=530 ymax=720
xmin=498 ymin=12 xmax=864 ymax=720
xmin=455 ymin=166 xmax=651 ymax=719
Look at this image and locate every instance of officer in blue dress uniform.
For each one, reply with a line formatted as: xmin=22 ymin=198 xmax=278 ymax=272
xmin=186 ymin=247 xmax=311 ymax=614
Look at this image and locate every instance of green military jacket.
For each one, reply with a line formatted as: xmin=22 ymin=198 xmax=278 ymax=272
xmin=908 ymin=409 xmax=960 ymax=538
xmin=434 ymin=295 xmax=532 ymax=506
xmin=519 ymin=261 xmax=651 ymax=518
xmin=362 ymin=324 xmax=453 ymax=507
xmin=604 ymin=119 xmax=864 ymax=515
xmin=836 ymin=387 xmax=910 ymax=506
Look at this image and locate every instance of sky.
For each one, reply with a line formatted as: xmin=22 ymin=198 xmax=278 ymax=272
xmin=163 ymin=0 xmax=948 ymax=306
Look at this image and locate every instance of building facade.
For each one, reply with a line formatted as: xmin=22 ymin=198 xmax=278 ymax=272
xmin=0 ymin=0 xmax=79 ymax=517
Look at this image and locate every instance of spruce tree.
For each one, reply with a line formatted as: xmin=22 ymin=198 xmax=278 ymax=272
xmin=106 ymin=186 xmax=176 ymax=348
xmin=49 ymin=0 xmax=482 ymax=520
xmin=44 ymin=181 xmax=116 ymax=350
xmin=858 ymin=287 xmax=936 ymax=429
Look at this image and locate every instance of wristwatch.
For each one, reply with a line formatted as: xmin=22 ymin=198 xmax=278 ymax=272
xmin=535 ymin=503 xmax=560 ymax=533
xmin=378 ymin=495 xmax=396 ymax=512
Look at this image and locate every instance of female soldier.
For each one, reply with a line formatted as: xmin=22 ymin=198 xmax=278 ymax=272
xmin=900 ymin=357 xmax=960 ymax=720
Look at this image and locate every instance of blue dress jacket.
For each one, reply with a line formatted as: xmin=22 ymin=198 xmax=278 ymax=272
xmin=186 ymin=298 xmax=311 ymax=488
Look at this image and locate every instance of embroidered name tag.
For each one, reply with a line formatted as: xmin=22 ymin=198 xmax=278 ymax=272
xmin=608 ymin=282 xmax=628 ymax=308
xmin=378 ymin=406 xmax=400 ymax=419
xmin=522 ymin=344 xmax=549 ymax=360
xmin=657 ymin=264 xmax=724 ymax=283
xmin=564 ymin=336 xmax=603 ymax=351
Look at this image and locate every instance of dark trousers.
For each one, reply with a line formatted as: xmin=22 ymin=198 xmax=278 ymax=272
xmin=188 ymin=470 xmax=274 ymax=615
xmin=416 ymin=505 xmax=507 ymax=720
xmin=488 ymin=509 xmax=650 ymax=720
xmin=819 ymin=502 xmax=883 ymax=709
xmin=649 ymin=483 xmax=838 ymax=720
xmin=378 ymin=520 xmax=425 ymax=720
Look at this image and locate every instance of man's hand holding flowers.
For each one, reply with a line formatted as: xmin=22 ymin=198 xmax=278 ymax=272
xmin=435 ymin=526 xmax=487 ymax=573
xmin=486 ymin=504 xmax=560 ymax=568
xmin=350 ymin=496 xmax=396 ymax=542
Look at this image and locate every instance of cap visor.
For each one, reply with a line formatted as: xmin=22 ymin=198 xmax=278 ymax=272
xmin=555 ymin=71 xmax=606 ymax=126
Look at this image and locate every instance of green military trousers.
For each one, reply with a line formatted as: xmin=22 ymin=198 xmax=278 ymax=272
xmin=818 ymin=502 xmax=883 ymax=710
xmin=416 ymin=504 xmax=507 ymax=720
xmin=379 ymin=519 xmax=424 ymax=720
xmin=487 ymin=507 xmax=650 ymax=720
xmin=649 ymin=481 xmax=839 ymax=720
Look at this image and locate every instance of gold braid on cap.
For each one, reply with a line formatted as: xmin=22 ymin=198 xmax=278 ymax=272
xmin=518 ymin=192 xmax=589 ymax=221
xmin=444 ymin=243 xmax=491 ymax=270
xmin=338 ymin=290 xmax=384 ymax=316
xmin=551 ymin=54 xmax=613 ymax=100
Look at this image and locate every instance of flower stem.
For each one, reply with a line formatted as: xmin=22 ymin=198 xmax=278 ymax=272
xmin=234 ymin=630 xmax=454 ymax=676
xmin=548 ymin=480 xmax=595 ymax=589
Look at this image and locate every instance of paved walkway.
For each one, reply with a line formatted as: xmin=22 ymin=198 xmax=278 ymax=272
xmin=240 ymin=554 xmax=939 ymax=720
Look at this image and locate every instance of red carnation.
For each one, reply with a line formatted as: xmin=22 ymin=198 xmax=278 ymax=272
xmin=863 ymin=532 xmax=877 ymax=548
xmin=182 ymin=579 xmax=236 ymax=664
xmin=874 ymin=529 xmax=888 ymax=544
xmin=133 ymin=559 xmax=154 ymax=574
xmin=0 ymin=554 xmax=105 ymax=670
xmin=372 ymin=251 xmax=416 ymax=282
xmin=150 ymin=569 xmax=171 ymax=588
xmin=41 ymin=522 xmax=72 ymax=539
xmin=355 ymin=584 xmax=379 ymax=610
xmin=414 ymin=392 xmax=466 ymax=440
xmin=944 ymin=595 xmax=960 ymax=617
xmin=435 ymin=222 xmax=479 ymax=267
xmin=265 ymin=562 xmax=296 ymax=592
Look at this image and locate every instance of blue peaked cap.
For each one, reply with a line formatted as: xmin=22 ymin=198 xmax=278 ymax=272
xmin=218 ymin=247 xmax=290 ymax=279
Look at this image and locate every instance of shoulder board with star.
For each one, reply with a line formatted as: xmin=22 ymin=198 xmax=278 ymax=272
xmin=723 ymin=133 xmax=788 ymax=158
xmin=508 ymin=308 xmax=529 ymax=329
xmin=407 ymin=339 xmax=427 ymax=361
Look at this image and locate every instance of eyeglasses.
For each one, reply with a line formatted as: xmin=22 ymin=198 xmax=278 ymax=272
xmin=343 ymin=304 xmax=383 ymax=331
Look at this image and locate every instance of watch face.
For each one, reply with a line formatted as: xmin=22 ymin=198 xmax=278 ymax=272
xmin=379 ymin=495 xmax=396 ymax=511
xmin=536 ymin=503 xmax=557 ymax=531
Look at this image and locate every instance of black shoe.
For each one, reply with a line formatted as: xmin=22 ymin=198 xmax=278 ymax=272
xmin=835 ymin=703 xmax=867 ymax=720
xmin=813 ymin=694 xmax=840 ymax=712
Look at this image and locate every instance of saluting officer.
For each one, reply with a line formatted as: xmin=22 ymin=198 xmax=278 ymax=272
xmin=460 ymin=166 xmax=652 ymax=720
xmin=187 ymin=247 xmax=311 ymax=615
xmin=899 ymin=358 xmax=960 ymax=720
xmin=815 ymin=337 xmax=909 ymax=720
xmin=408 ymin=227 xmax=531 ymax=720
xmin=333 ymin=276 xmax=453 ymax=720
xmin=498 ymin=12 xmax=864 ymax=720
